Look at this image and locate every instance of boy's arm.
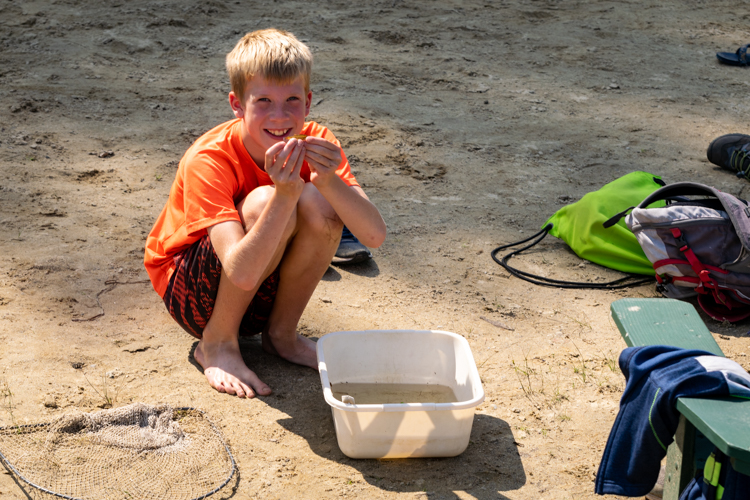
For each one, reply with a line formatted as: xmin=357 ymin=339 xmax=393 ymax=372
xmin=304 ymin=137 xmax=386 ymax=248
xmin=207 ymin=140 xmax=306 ymax=291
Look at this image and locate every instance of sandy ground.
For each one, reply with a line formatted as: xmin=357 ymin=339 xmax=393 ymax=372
xmin=2 ymin=0 xmax=750 ymax=498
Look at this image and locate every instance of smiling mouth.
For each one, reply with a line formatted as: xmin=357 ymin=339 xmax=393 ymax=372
xmin=266 ymin=128 xmax=292 ymax=139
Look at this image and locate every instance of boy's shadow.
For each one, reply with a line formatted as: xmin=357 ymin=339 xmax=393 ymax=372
xmin=229 ymin=341 xmax=526 ymax=500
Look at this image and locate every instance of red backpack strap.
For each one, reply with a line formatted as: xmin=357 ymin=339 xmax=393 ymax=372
xmin=671 ymin=228 xmax=731 ymax=308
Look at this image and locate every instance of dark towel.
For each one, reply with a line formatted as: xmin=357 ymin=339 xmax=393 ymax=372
xmin=595 ymin=345 xmax=750 ymax=497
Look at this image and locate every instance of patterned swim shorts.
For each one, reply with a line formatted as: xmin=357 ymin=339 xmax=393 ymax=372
xmin=162 ymin=235 xmax=280 ymax=339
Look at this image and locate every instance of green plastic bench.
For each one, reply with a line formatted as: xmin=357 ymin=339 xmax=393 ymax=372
xmin=610 ymin=298 xmax=750 ymax=500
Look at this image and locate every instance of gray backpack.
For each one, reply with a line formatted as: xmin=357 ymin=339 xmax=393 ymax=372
xmin=625 ymin=182 xmax=750 ymax=322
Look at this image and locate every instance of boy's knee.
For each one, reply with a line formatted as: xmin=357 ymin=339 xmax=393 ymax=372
xmin=297 ymin=184 xmax=342 ymax=240
xmin=237 ymin=185 xmax=297 ymax=235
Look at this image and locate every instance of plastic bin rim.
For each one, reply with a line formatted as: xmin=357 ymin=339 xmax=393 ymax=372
xmin=317 ymin=329 xmax=485 ymax=413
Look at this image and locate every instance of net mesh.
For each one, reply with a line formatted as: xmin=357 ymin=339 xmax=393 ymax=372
xmin=0 ymin=403 xmax=236 ymax=500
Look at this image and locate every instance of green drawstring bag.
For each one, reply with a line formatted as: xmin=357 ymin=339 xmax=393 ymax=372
xmin=544 ymin=171 xmax=665 ymax=275
xmin=491 ymin=171 xmax=665 ymax=289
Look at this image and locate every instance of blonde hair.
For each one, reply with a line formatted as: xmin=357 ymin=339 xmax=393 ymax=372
xmin=226 ymin=28 xmax=313 ymax=100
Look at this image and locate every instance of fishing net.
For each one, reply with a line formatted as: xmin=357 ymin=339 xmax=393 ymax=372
xmin=0 ymin=403 xmax=236 ymax=500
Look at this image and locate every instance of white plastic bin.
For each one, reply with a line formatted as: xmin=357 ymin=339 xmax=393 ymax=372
xmin=317 ymin=330 xmax=485 ymax=459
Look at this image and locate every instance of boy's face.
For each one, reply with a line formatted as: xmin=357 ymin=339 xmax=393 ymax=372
xmin=229 ymin=74 xmax=312 ymax=168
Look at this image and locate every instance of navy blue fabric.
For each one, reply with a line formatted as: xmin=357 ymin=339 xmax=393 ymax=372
xmin=720 ymin=465 xmax=750 ymax=500
xmin=678 ymin=468 xmax=750 ymax=500
xmin=680 ymin=478 xmax=705 ymax=500
xmin=595 ymin=345 xmax=749 ymax=496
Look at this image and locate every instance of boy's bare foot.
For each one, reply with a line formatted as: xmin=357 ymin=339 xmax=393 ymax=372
xmin=194 ymin=339 xmax=272 ymax=398
xmin=262 ymin=331 xmax=319 ymax=370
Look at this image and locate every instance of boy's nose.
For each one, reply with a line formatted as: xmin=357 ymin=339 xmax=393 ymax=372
xmin=269 ymin=103 xmax=287 ymax=119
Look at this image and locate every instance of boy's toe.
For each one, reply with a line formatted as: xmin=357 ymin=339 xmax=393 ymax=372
xmin=226 ymin=381 xmax=244 ymax=397
xmin=253 ymin=383 xmax=272 ymax=396
xmin=236 ymin=381 xmax=255 ymax=398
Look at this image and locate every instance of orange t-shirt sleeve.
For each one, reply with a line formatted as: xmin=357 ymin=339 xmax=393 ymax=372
xmin=183 ymin=151 xmax=242 ymax=236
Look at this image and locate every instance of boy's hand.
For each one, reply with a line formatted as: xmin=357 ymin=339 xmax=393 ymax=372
xmin=264 ymin=139 xmax=306 ymax=198
xmin=303 ymin=137 xmax=344 ymax=188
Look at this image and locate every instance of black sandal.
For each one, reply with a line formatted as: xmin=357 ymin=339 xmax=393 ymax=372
xmin=717 ymin=44 xmax=750 ymax=66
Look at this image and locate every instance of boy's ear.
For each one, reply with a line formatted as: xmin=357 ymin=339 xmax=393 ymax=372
xmin=228 ymin=91 xmax=244 ymax=118
xmin=305 ymin=90 xmax=312 ymax=117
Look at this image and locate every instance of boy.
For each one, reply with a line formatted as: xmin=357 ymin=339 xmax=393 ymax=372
xmin=144 ymin=29 xmax=386 ymax=398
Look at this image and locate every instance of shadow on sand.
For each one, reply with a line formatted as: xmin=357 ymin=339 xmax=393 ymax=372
xmin=331 ymin=259 xmax=380 ymax=278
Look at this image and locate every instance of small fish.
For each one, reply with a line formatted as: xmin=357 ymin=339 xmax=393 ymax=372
xmin=480 ymin=315 xmax=514 ymax=331
xmin=284 ymin=134 xmax=307 ymax=141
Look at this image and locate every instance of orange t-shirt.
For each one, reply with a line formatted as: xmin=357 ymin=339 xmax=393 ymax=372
xmin=144 ymin=119 xmax=359 ymax=297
